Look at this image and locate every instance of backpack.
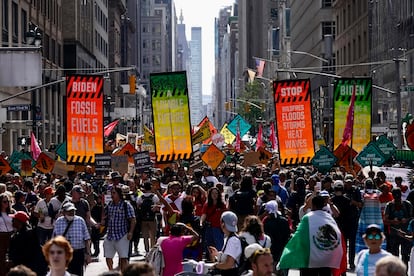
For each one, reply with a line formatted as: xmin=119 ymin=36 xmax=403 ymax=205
xmin=146 ymin=241 xmax=165 ymax=275
xmin=229 ymin=191 xmax=254 ymax=216
xmin=140 ymin=194 xmax=156 ymax=221
xmin=220 ymin=234 xmax=250 ymax=275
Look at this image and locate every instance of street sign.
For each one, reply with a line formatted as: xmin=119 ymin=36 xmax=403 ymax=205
xmin=394 ymin=150 xmax=414 ymax=161
xmin=6 ymin=104 xmax=30 ymax=112
xmin=355 ymin=142 xmax=387 ymax=167
xmin=333 ymin=144 xmax=360 ymax=173
xmin=374 ymin=135 xmax=396 ymax=160
xmin=311 ymin=146 xmax=337 ymax=173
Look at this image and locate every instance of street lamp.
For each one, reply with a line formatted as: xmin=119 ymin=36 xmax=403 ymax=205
xmin=25 ymin=23 xmax=42 ymax=137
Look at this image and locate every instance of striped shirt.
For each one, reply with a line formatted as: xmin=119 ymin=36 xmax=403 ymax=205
xmin=105 ymin=200 xmax=135 ymax=241
xmin=53 ymin=216 xmax=90 ymax=250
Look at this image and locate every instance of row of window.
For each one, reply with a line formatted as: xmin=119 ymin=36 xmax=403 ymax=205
xmin=336 ymin=31 xmax=367 ymax=65
xmin=142 ymin=39 xmax=161 ymax=50
xmin=142 ymin=55 xmax=161 ymax=65
xmin=336 ymin=0 xmax=367 ymax=34
xmin=95 ymin=30 xmax=108 ymax=56
xmin=31 ymin=0 xmax=60 ymax=25
xmin=142 ymin=23 xmax=162 ymax=34
xmin=94 ymin=3 xmax=108 ymax=32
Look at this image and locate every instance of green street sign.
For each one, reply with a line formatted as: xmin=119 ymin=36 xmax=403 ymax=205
xmin=394 ymin=150 xmax=414 ymax=161
xmin=355 ymin=141 xmax=386 ymax=167
xmin=375 ymin=135 xmax=396 ymax=159
xmin=311 ymin=146 xmax=337 ymax=173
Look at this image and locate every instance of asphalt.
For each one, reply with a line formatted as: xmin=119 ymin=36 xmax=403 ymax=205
xmin=84 ymin=238 xmax=357 ymax=276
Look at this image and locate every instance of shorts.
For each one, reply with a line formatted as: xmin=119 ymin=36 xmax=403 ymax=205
xmin=103 ymin=234 xmax=130 ymax=258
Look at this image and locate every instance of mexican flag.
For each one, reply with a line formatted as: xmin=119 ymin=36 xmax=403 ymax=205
xmin=278 ymin=210 xmax=344 ymax=270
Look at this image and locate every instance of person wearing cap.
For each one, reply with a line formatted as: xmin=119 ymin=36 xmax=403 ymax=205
xmin=70 ymin=185 xmax=98 ymax=231
xmin=8 ymin=211 xmax=47 ymax=275
xmin=109 ymin=171 xmax=123 ymax=187
xmin=12 ymin=190 xmax=28 ymax=214
xmin=53 ymin=202 xmax=91 ymax=276
xmin=33 ymin=186 xmax=56 ymax=245
xmin=208 ymin=211 xmax=242 ymax=275
xmin=319 ymin=190 xmax=340 ymax=218
xmin=103 ymin=186 xmax=136 ymax=272
xmin=261 ymin=200 xmax=290 ymax=274
xmin=355 ymin=224 xmax=391 ymax=276
xmin=243 ymin=243 xmax=273 ymax=276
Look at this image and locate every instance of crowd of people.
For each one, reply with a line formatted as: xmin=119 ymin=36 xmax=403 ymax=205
xmin=0 ymin=162 xmax=413 ymax=276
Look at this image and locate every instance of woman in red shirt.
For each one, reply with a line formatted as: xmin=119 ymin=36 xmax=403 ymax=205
xmin=200 ymin=187 xmax=227 ymax=260
xmin=191 ymin=185 xmax=207 ymax=218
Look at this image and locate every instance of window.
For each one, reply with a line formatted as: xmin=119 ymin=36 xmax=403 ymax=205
xmin=152 ymin=40 xmax=161 ymax=50
xmin=152 ymin=23 xmax=161 ymax=34
xmin=152 ymin=55 xmax=161 ymax=65
xmin=322 ymin=0 xmax=332 ymax=8
xmin=12 ymin=2 xmax=18 ymax=41
xmin=21 ymin=9 xmax=27 ymax=44
xmin=322 ymin=21 xmax=335 ymax=39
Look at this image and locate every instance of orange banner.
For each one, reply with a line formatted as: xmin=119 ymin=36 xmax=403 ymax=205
xmin=66 ymin=75 xmax=104 ymax=164
xmin=273 ymin=79 xmax=314 ymax=165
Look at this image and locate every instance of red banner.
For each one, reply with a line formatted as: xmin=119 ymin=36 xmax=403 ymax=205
xmin=273 ymin=79 xmax=314 ymax=165
xmin=66 ymin=75 xmax=104 ymax=164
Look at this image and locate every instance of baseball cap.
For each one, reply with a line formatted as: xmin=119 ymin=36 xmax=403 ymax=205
xmin=14 ymin=190 xmax=26 ymax=199
xmin=72 ymin=185 xmax=85 ymax=194
xmin=221 ymin=211 xmax=238 ymax=232
xmin=334 ymin=180 xmax=344 ymax=189
xmin=244 ymin=243 xmax=264 ymax=259
xmin=62 ymin=202 xmax=77 ymax=212
xmin=320 ymin=190 xmax=330 ymax=197
xmin=10 ymin=211 xmax=29 ymax=224
xmin=365 ymin=224 xmax=382 ymax=234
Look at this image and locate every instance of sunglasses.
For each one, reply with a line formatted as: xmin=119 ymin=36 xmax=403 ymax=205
xmin=251 ymin=247 xmax=271 ymax=261
xmin=367 ymin=233 xmax=382 ymax=240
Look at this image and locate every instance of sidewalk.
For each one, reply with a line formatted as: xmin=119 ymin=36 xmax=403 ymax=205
xmin=84 ymin=238 xmax=357 ymax=276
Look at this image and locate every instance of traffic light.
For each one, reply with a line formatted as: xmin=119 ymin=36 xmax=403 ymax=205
xmin=17 ymin=137 xmax=30 ymax=146
xmin=129 ymin=75 xmax=136 ymax=94
xmin=244 ymin=103 xmax=251 ymax=112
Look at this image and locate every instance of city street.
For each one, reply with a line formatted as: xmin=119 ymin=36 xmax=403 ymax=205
xmin=84 ymin=238 xmax=357 ymax=276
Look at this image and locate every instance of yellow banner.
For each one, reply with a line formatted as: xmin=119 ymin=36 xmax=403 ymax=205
xmin=192 ymin=120 xmax=211 ymax=145
xmin=151 ymin=72 xmax=193 ymax=162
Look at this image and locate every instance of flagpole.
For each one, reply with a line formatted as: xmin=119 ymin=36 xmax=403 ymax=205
xmin=349 ymin=83 xmax=356 ymax=169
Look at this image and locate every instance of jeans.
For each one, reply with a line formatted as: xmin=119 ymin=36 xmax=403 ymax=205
xmin=36 ymin=227 xmax=53 ymax=245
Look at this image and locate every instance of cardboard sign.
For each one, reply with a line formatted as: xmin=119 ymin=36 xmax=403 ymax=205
xmin=151 ymin=71 xmax=193 ymax=162
xmin=256 ymin=147 xmax=273 ymax=165
xmin=35 ymin=152 xmax=56 ymax=173
xmin=220 ymin=123 xmax=236 ymax=145
xmin=274 ymin=79 xmax=315 ymax=165
xmin=111 ymin=155 xmax=128 ymax=175
xmin=94 ymin=153 xmax=112 ymax=175
xmin=227 ymin=115 xmax=251 ymax=137
xmin=52 ymin=160 xmax=75 ymax=177
xmin=192 ymin=118 xmax=212 ymax=145
xmin=134 ymin=151 xmax=152 ymax=173
xmin=66 ymin=75 xmax=104 ymax=164
xmin=114 ymin=142 xmax=138 ymax=163
xmin=201 ymin=144 xmax=225 ymax=170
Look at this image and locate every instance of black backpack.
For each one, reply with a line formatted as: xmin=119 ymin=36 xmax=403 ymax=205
xmin=140 ymin=194 xmax=156 ymax=221
xmin=229 ymin=191 xmax=254 ymax=216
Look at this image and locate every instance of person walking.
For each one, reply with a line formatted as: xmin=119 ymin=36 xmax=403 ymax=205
xmin=33 ymin=186 xmax=56 ymax=245
xmin=0 ymin=193 xmax=15 ymax=276
xmin=53 ymin=202 xmax=91 ymax=276
xmin=42 ymin=236 xmax=74 ymax=276
xmin=8 ymin=211 xmax=47 ymax=275
xmin=137 ymin=181 xmax=160 ymax=253
xmin=103 ymin=186 xmax=136 ymax=272
xmin=278 ymin=195 xmax=344 ymax=276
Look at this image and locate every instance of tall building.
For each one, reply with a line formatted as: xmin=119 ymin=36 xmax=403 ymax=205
xmin=189 ymin=27 xmax=203 ymax=125
xmin=0 ymin=0 xmax=64 ymax=153
xmin=176 ymin=10 xmax=189 ymax=72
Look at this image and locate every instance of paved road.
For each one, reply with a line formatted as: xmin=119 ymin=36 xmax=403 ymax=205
xmin=84 ymin=238 xmax=357 ymax=276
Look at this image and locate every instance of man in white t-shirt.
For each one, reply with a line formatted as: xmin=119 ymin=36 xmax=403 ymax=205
xmin=34 ymin=187 xmax=60 ymax=245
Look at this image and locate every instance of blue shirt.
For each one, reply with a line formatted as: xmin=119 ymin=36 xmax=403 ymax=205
xmin=53 ymin=215 xmax=90 ymax=250
xmin=105 ymin=200 xmax=135 ymax=241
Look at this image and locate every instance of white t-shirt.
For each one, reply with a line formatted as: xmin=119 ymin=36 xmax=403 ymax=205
xmin=355 ymin=249 xmax=391 ymax=276
xmin=219 ymin=235 xmax=242 ymax=268
xmin=35 ymin=199 xmax=57 ymax=229
xmin=0 ymin=212 xmax=13 ymax=232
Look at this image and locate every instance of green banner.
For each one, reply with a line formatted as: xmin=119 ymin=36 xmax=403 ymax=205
xmin=150 ymin=71 xmax=193 ymax=162
xmin=333 ymin=78 xmax=372 ymax=153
